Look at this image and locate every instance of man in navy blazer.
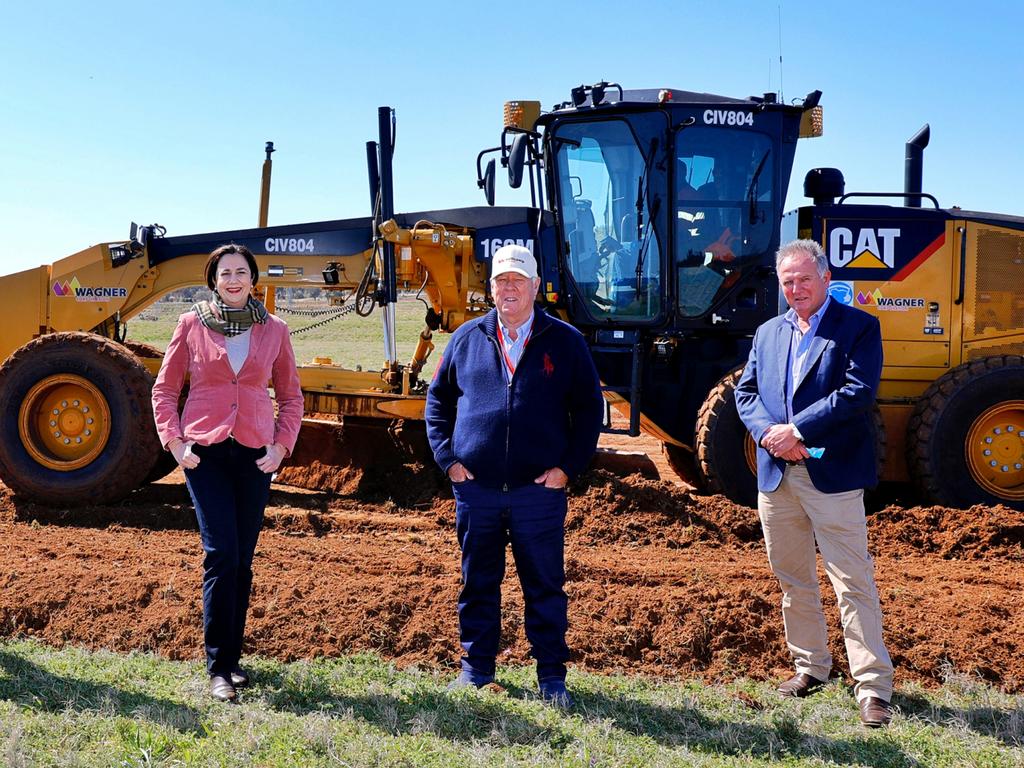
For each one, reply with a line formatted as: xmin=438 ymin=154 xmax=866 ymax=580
xmin=736 ymin=239 xmax=894 ymax=728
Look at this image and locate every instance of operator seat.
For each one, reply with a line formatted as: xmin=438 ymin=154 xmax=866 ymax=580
xmin=568 ymin=198 xmax=600 ymax=302
xmin=677 ymin=160 xmax=699 ymax=202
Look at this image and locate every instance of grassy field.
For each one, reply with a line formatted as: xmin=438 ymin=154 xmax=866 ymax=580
xmin=127 ymin=294 xmax=453 ymax=372
xmin=0 ymin=639 xmax=1021 ymax=767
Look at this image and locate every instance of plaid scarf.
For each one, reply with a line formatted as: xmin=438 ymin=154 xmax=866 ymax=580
xmin=192 ymin=292 xmax=268 ymax=337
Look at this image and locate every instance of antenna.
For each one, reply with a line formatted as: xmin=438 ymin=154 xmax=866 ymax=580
xmin=777 ymin=4 xmax=784 ymax=102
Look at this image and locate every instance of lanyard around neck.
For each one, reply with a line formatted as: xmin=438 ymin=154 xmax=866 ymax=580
xmin=496 ymin=322 xmax=531 ymax=377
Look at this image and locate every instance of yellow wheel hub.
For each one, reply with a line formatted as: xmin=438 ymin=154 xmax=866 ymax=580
xmin=965 ymin=401 xmax=1024 ymax=501
xmin=19 ymin=375 xmax=111 ymax=470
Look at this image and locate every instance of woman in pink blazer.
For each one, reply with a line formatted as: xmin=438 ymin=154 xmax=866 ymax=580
xmin=152 ymin=243 xmax=303 ymax=703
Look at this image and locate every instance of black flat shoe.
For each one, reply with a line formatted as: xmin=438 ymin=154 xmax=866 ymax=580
xmin=210 ymin=674 xmax=237 ymax=702
xmin=230 ymin=667 xmax=250 ymax=688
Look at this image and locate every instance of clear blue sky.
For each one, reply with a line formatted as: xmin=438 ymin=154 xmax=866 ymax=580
xmin=2 ymin=0 xmax=1021 ymax=275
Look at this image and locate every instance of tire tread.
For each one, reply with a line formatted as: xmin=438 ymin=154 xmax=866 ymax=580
xmin=0 ymin=332 xmax=160 ymax=505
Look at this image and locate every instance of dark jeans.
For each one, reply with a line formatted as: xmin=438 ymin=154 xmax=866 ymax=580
xmin=452 ymin=480 xmax=569 ymax=683
xmin=184 ymin=439 xmax=271 ymax=676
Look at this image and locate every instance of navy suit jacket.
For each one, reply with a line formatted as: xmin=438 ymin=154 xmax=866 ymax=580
xmin=735 ymin=300 xmax=882 ymax=494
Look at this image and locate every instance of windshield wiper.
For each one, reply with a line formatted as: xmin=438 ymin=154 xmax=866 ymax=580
xmin=551 ymin=135 xmax=582 ymax=149
xmin=634 ymin=137 xmax=659 ymax=241
xmin=631 ymin=134 xmax=665 ymax=288
xmin=747 ymin=149 xmax=770 ymax=224
xmin=635 ymin=196 xmax=661 ymax=287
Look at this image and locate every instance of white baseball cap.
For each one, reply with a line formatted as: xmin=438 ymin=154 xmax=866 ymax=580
xmin=491 ymin=244 xmax=538 ymax=280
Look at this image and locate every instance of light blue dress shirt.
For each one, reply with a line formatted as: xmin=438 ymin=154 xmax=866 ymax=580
xmin=500 ymin=312 xmax=535 ymax=375
xmin=784 ymin=295 xmax=831 ymax=423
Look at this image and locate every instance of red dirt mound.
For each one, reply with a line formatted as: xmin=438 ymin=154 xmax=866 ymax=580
xmin=567 ymin=471 xmax=762 ymax=548
xmin=0 ymin=467 xmax=1021 ymax=692
xmin=867 ymin=503 xmax=1024 ymax=560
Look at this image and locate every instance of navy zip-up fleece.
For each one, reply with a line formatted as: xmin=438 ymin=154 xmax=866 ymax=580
xmin=426 ymin=307 xmax=603 ymax=489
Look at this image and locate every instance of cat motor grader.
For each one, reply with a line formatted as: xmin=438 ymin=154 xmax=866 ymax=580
xmin=2 ymin=83 xmax=1018 ymax=510
xmin=0 ymin=86 xmax=819 ymax=506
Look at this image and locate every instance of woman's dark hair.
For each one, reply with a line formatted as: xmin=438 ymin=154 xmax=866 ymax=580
xmin=204 ymin=244 xmax=260 ymax=290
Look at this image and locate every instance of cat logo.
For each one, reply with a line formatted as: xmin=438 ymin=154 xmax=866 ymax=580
xmin=828 ymin=227 xmax=900 ymax=269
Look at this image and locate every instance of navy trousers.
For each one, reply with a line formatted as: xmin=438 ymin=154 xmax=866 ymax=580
xmin=183 ymin=439 xmax=271 ymax=676
xmin=452 ymin=480 xmax=569 ymax=683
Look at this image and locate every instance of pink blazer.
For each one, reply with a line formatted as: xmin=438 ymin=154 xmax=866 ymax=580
xmin=152 ymin=312 xmax=304 ymax=455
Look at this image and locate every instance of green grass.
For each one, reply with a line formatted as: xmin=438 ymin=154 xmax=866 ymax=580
xmin=0 ymin=639 xmax=1021 ymax=767
xmin=127 ymin=294 xmax=453 ymax=372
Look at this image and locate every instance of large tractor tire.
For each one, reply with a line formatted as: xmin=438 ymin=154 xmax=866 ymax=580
xmin=907 ymin=356 xmax=1024 ymax=510
xmin=121 ymin=339 xmax=164 ymax=360
xmin=694 ymin=367 xmax=759 ymax=508
xmin=0 ymin=332 xmax=161 ymax=505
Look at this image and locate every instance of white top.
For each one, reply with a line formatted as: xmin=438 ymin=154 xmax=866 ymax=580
xmin=224 ymin=327 xmax=252 ymax=374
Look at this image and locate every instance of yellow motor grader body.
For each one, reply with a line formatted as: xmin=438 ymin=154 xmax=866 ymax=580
xmin=0 ymin=215 xmax=488 ymax=505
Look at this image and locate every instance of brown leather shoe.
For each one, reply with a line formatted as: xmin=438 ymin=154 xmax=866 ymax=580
xmin=210 ymin=674 xmax=237 ymax=703
xmin=777 ymin=672 xmax=829 ymax=698
xmin=859 ymin=696 xmax=892 ymax=727
xmin=230 ymin=667 xmax=250 ymax=688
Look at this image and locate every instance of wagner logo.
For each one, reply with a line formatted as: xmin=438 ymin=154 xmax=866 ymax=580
xmin=829 ymin=227 xmax=900 ymax=269
xmin=856 ymin=288 xmax=925 ymax=311
xmin=52 ymin=276 xmax=128 ymax=302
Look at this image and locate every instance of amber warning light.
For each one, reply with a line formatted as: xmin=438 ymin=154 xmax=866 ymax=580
xmin=504 ymin=100 xmax=541 ymax=130
xmin=800 ymin=106 xmax=824 ymax=138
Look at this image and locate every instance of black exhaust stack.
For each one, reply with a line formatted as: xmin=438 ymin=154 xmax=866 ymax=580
xmin=377 ymin=107 xmax=397 ymax=304
xmin=904 ymin=124 xmax=930 ymax=208
xmin=366 ymin=140 xmax=380 ymax=216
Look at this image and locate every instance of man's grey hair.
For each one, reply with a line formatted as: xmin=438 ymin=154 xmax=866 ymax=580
xmin=775 ymin=239 xmax=829 ymax=277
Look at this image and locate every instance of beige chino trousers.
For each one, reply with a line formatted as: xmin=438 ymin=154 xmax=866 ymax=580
xmin=758 ymin=464 xmax=893 ymax=702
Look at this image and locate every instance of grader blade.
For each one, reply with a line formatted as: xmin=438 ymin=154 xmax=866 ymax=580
xmin=276 ymin=416 xmax=440 ymax=501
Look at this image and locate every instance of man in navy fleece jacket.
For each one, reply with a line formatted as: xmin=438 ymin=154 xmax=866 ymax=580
xmin=426 ymin=244 xmax=603 ymax=707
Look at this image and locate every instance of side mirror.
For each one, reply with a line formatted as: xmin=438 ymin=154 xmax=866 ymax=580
xmin=126 ymin=222 xmax=143 ymax=256
xmin=483 ymin=158 xmax=496 ymax=206
xmin=508 ymin=133 xmax=528 ymax=189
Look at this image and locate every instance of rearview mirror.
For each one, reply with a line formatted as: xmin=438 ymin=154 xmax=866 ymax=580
xmin=508 ymin=134 xmax=528 ymax=189
xmin=483 ymin=159 xmax=496 ymax=206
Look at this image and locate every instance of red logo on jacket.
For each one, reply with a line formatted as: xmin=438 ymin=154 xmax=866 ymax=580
xmin=542 ymin=352 xmax=555 ymax=377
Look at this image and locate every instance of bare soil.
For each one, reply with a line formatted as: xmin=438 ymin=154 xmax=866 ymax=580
xmin=1 ymin=430 xmax=1022 ymax=692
